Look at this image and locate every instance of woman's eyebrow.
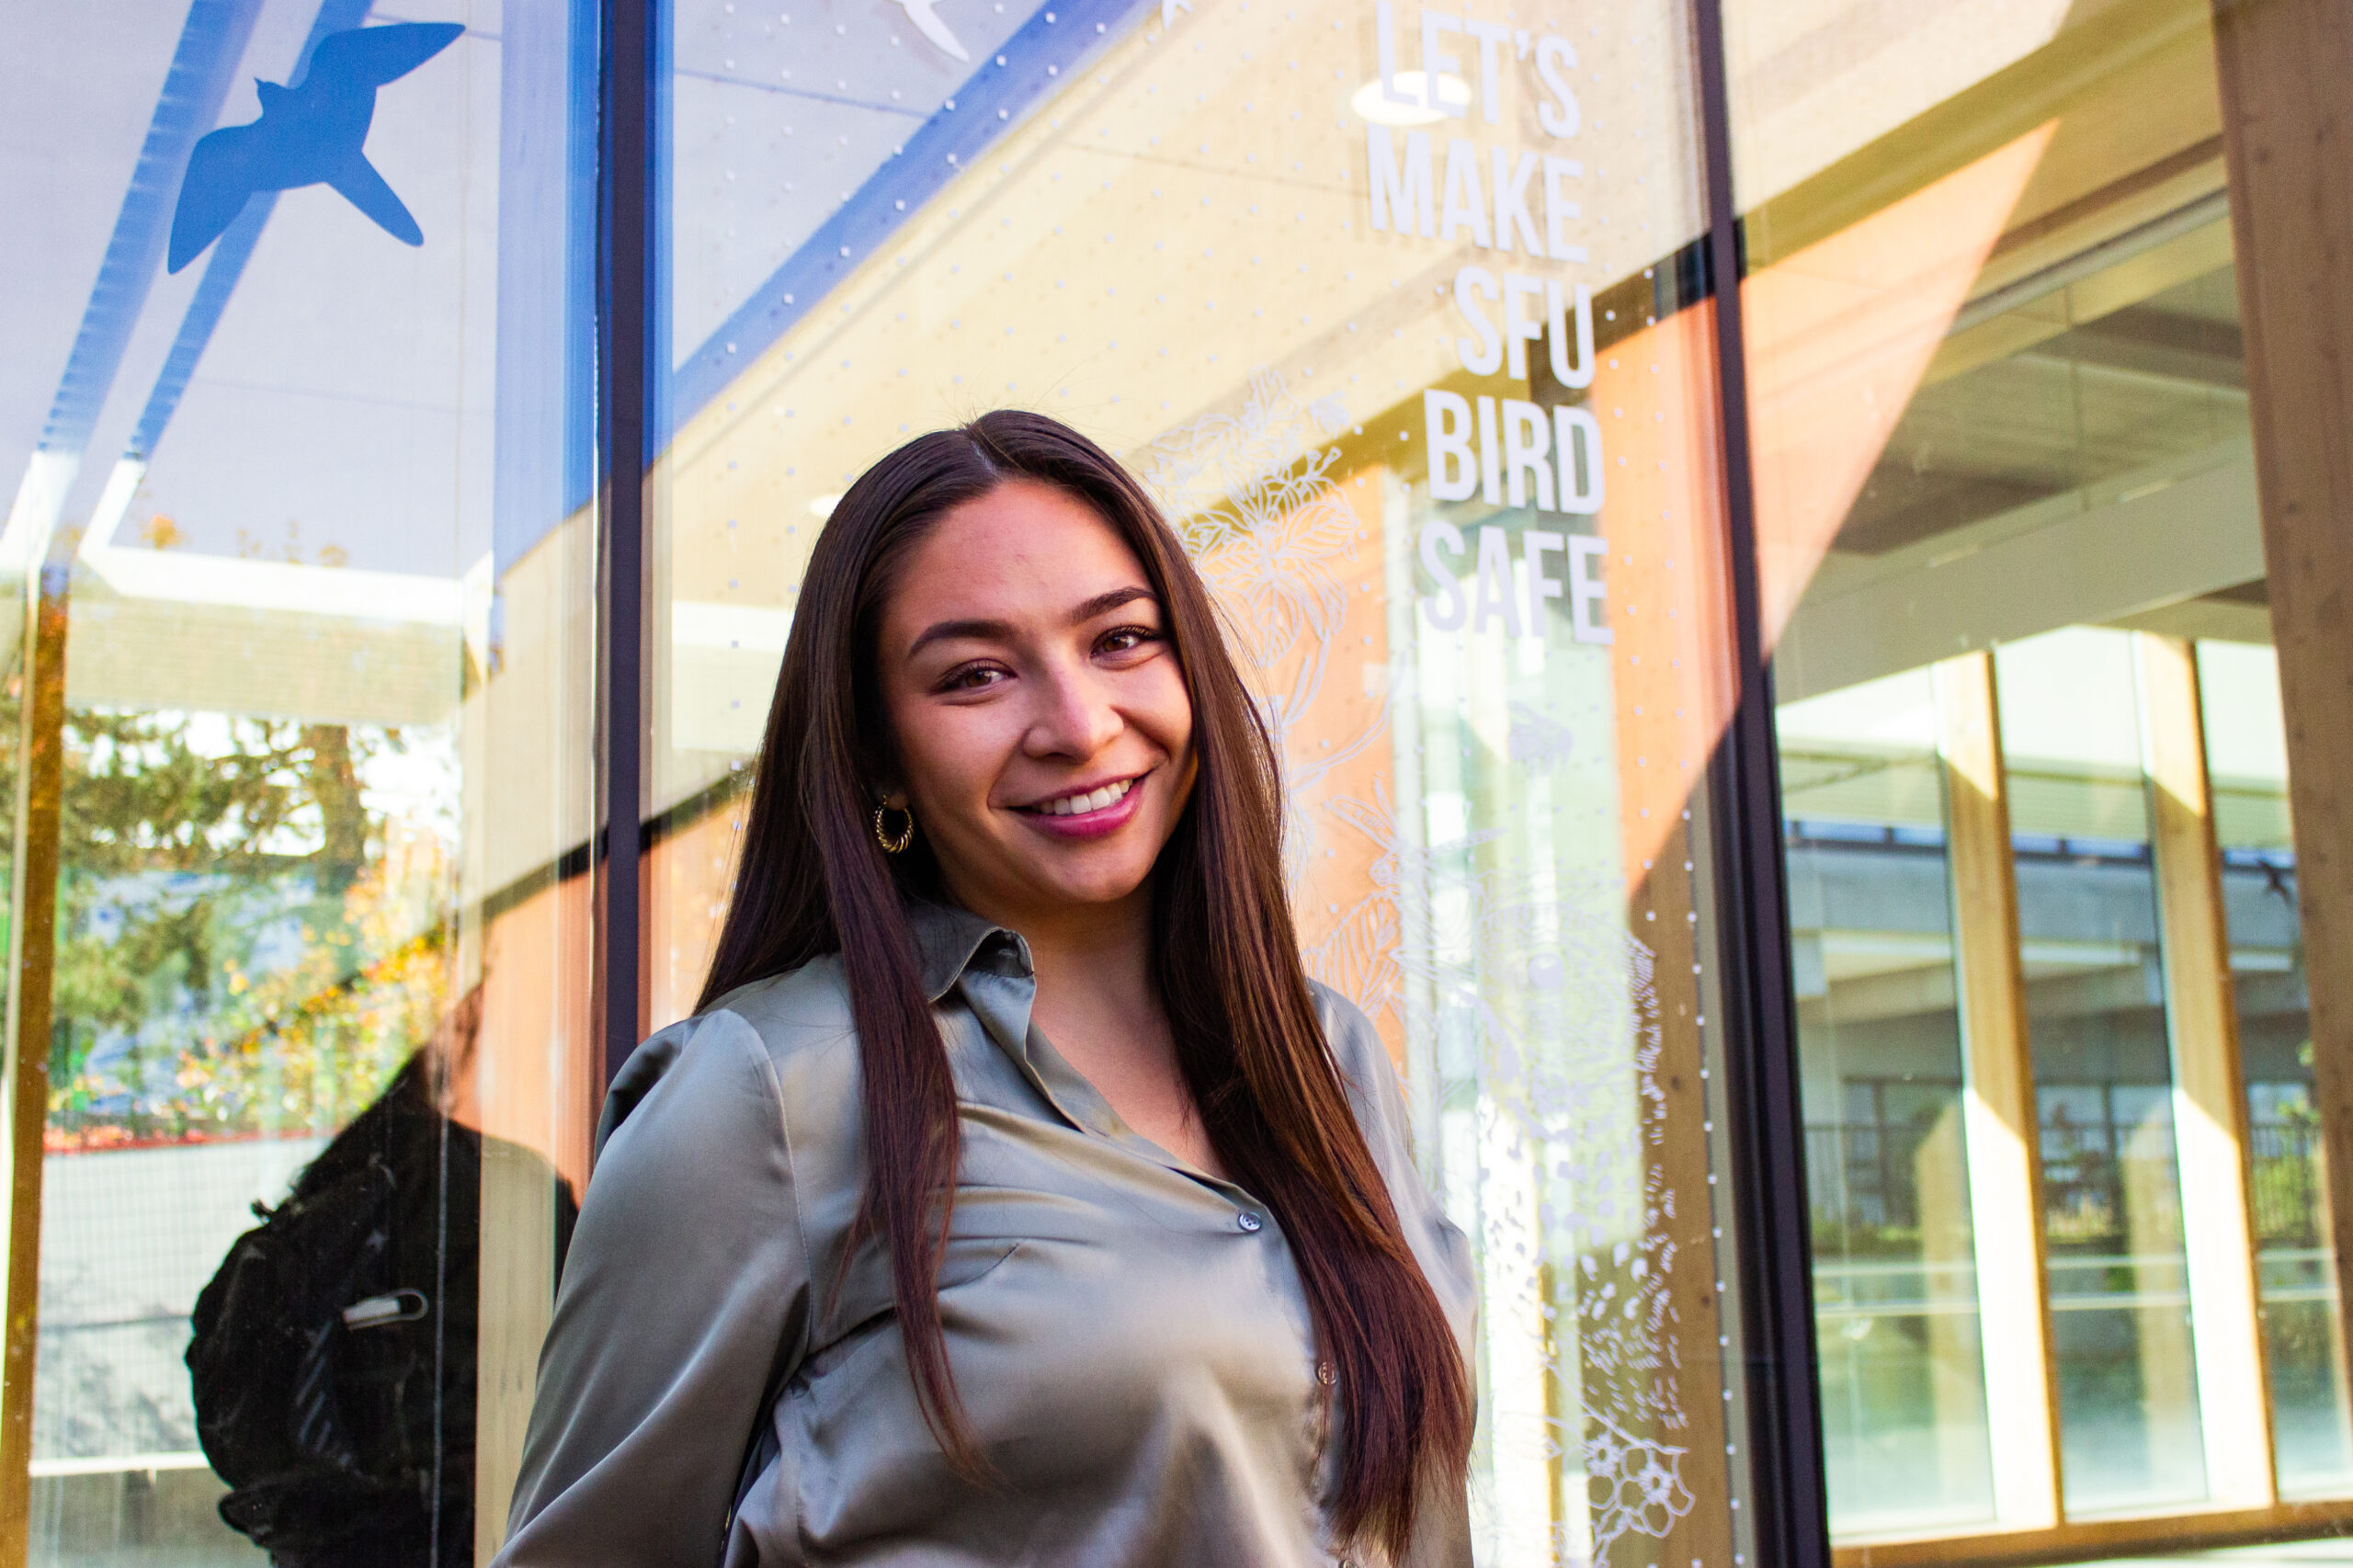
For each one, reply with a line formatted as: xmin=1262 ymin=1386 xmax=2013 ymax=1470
xmin=907 ymin=616 xmax=1015 ymax=657
xmin=1071 ymin=585 xmax=1156 ymax=622
xmin=905 ymin=586 xmax=1156 ymax=658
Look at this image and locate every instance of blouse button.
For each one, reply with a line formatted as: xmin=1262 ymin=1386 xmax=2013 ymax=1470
xmin=1236 ymin=1210 xmax=1264 ymax=1233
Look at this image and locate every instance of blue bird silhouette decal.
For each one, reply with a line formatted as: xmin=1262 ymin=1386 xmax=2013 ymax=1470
xmin=167 ymin=23 xmax=463 ymax=272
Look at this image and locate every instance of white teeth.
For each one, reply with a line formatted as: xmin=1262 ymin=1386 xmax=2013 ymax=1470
xmin=1041 ymin=778 xmax=1132 ymax=815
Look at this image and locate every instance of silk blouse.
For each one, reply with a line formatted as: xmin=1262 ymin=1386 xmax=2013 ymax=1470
xmin=494 ymin=901 xmax=1476 ymax=1568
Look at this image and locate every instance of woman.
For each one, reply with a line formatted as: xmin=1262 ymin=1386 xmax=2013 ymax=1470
xmin=497 ymin=412 xmax=1474 ymax=1567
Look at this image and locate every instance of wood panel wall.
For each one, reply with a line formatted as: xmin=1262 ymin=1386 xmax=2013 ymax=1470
xmin=2210 ymin=0 xmax=2353 ymax=1424
xmin=0 ymin=570 xmax=65 ymax=1565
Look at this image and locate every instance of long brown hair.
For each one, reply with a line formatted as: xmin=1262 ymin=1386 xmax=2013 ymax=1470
xmin=698 ymin=410 xmax=1471 ymax=1554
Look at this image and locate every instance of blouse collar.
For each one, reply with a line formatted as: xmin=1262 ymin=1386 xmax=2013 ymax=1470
xmin=907 ymin=898 xmax=1034 ymax=1003
xmin=902 ymin=897 xmax=1249 ymax=1199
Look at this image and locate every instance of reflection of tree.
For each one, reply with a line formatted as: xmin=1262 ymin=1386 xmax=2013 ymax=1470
xmin=1806 ymin=1095 xmax=1961 ymax=1258
xmin=2251 ymin=1097 xmax=2322 ymax=1246
xmin=45 ymin=712 xmax=451 ymax=1149
xmin=2039 ymin=1104 xmax=2121 ymax=1246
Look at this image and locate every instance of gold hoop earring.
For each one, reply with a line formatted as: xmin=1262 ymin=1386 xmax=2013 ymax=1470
xmin=873 ymin=802 xmax=915 ymax=855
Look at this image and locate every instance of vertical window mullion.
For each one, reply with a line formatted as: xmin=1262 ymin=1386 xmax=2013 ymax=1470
xmin=1688 ymin=1 xmax=1831 ymax=1564
xmin=1932 ymin=647 xmax=2066 ymax=1528
xmin=597 ymin=0 xmax=653 ymax=1092
xmin=2135 ymin=630 xmax=2278 ymax=1506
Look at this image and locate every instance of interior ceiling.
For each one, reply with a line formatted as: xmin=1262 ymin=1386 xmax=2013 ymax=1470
xmin=1784 ymin=0 xmax=2263 ymax=609
xmin=1840 ymin=263 xmax=2249 ymax=557
xmin=1765 ymin=0 xmax=2281 ymax=708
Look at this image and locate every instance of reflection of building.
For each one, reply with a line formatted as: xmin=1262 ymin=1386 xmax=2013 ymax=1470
xmin=2 ymin=0 xmax=2350 ymax=1566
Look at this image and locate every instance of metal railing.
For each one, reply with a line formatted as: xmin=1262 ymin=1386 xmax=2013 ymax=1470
xmin=1805 ymin=1116 xmax=2324 ymax=1252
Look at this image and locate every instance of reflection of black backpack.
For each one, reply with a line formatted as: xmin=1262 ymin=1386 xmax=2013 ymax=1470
xmin=188 ymin=1056 xmax=483 ymax=1567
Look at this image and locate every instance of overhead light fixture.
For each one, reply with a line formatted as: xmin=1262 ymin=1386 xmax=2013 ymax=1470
xmin=1350 ymin=71 xmax=1470 ymax=128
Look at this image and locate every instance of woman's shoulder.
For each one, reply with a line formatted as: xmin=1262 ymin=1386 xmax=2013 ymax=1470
xmin=597 ymin=956 xmax=865 ymax=1159
xmin=1304 ymin=982 xmax=1474 ymax=1323
xmin=1304 ymin=980 xmax=1388 ymax=1080
xmin=1302 ymin=981 xmax=1410 ymax=1142
xmin=704 ymin=952 xmax=862 ymax=1060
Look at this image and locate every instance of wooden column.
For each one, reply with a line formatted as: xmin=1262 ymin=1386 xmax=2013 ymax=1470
xmin=1627 ymin=816 xmax=1735 ymax=1568
xmin=0 ymin=565 xmax=66 ymax=1565
xmin=2134 ymin=631 xmax=2276 ymax=1506
xmin=1914 ymin=1103 xmax=1985 ymax=1492
xmin=1933 ymin=651 xmax=2063 ymax=1528
xmin=2210 ymin=0 xmax=2353 ymax=1431
xmin=468 ymin=869 xmax=595 ymax=1560
xmin=474 ymin=1140 xmax=557 ymax=1560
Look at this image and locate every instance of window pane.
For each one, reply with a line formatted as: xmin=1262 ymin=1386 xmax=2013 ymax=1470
xmin=1728 ymin=0 xmax=2349 ymax=1541
xmin=2199 ymin=640 xmax=2353 ymax=1499
xmin=0 ymin=2 xmax=598 ymax=1561
xmin=1779 ymin=668 xmax=1996 ymax=1534
xmin=646 ymin=0 xmax=1763 ymax=1561
xmin=1997 ymin=627 xmax=2206 ymax=1513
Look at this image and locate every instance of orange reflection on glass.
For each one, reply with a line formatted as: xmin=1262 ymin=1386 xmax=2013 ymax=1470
xmin=1586 ymin=298 xmax=1741 ymax=892
xmin=1744 ymin=124 xmax=2057 ymax=646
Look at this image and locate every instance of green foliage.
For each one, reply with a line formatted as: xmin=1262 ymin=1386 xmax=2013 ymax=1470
xmin=42 ymin=710 xmax=452 ymax=1148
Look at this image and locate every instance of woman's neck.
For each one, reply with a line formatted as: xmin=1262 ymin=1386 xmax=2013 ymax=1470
xmin=962 ymin=885 xmax=1222 ymax=1174
xmin=1015 ymin=891 xmax=1154 ymax=1006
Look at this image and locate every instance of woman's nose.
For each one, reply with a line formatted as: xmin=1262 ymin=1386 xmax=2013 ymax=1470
xmin=1025 ymin=665 xmax=1122 ymax=757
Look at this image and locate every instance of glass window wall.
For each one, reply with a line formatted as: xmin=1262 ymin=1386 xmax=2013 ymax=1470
xmin=0 ymin=1 xmax=599 ymax=1562
xmin=1733 ymin=0 xmax=2353 ymax=1553
xmin=1997 ymin=626 xmax=2203 ymax=1515
xmin=2199 ymin=640 xmax=2353 ymax=1501
xmin=642 ymin=0 xmax=1769 ymax=1562
xmin=2 ymin=0 xmax=2349 ymax=1561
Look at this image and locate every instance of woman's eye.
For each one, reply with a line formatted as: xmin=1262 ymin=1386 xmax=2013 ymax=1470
xmin=1097 ymin=625 xmax=1159 ymax=656
xmin=941 ymin=664 xmax=1006 ymax=691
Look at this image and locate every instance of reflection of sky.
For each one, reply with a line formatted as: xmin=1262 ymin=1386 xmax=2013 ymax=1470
xmin=669 ymin=0 xmax=996 ymax=361
xmin=358 ymin=722 xmax=461 ymax=836
xmin=1995 ymin=627 xmax=2145 ymax=774
xmin=663 ymin=0 xmax=1142 ymax=428
xmin=3 ymin=0 xmax=496 ymax=577
xmin=6 ymin=0 xmax=1078 ymax=584
xmin=0 ymin=1 xmax=186 ymax=477
xmin=2196 ymin=641 xmax=2287 ymax=787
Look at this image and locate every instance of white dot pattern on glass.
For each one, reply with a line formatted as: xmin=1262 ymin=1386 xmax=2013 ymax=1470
xmin=665 ymin=3 xmax=1735 ymax=1555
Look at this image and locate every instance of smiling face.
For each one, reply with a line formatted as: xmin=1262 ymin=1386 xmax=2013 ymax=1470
xmin=874 ymin=480 xmax=1198 ymax=933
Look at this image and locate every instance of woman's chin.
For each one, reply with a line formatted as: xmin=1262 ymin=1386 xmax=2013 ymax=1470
xmin=1041 ymin=869 xmax=1157 ymax=914
xmin=951 ymin=801 xmax=1180 ymax=924
xmin=980 ymin=858 xmax=1158 ymax=924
